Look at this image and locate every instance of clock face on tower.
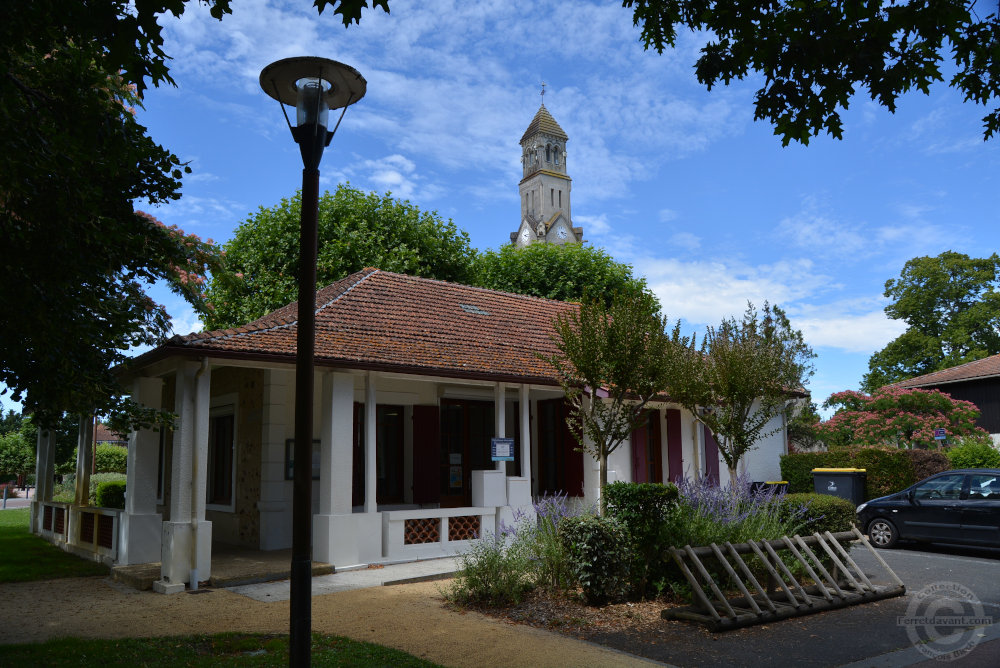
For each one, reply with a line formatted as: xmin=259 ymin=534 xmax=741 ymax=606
xmin=556 ymin=227 xmax=568 ymax=240
xmin=521 ymin=229 xmax=531 ymax=244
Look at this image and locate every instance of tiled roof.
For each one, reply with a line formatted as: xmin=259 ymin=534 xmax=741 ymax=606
xmin=894 ymin=354 xmax=1000 ymax=388
xmin=520 ymin=104 xmax=568 ymax=144
xmin=160 ymin=268 xmax=578 ymax=384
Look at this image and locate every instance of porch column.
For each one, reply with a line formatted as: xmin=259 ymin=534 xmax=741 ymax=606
xmin=315 ymin=371 xmax=368 ymax=566
xmin=258 ymin=368 xmax=293 ymax=549
xmin=119 ymin=376 xmax=164 ymax=565
xmin=364 ymin=371 xmax=377 ymax=513
xmin=519 ymin=385 xmax=531 ymax=481
xmin=73 ymin=415 xmax=93 ymax=507
xmin=156 ymin=360 xmax=212 ymax=593
xmin=494 ymin=382 xmax=506 ymax=472
xmin=319 ymin=371 xmax=354 ymax=515
xmin=30 ymin=429 xmax=55 ymax=533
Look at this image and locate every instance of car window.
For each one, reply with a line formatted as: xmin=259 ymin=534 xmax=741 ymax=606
xmin=968 ymin=473 xmax=1000 ymax=500
xmin=912 ymin=474 xmax=965 ymax=500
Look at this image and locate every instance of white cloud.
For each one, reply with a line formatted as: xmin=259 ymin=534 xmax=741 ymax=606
xmin=659 ymin=208 xmax=678 ymax=222
xmin=668 ymin=232 xmax=701 ymax=251
xmin=575 ymin=214 xmax=611 ymax=236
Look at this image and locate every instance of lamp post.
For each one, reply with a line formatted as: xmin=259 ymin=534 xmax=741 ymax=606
xmin=259 ymin=57 xmax=366 ymax=667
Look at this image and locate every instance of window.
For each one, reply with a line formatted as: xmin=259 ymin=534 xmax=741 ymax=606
xmin=913 ymin=474 xmax=964 ymax=501
xmin=558 ymin=190 xmax=562 ymax=207
xmin=554 ymin=147 xmax=560 ymax=165
xmin=968 ymin=473 xmax=1000 ymax=499
xmin=207 ymin=408 xmax=235 ymax=508
xmin=545 ymin=144 xmax=551 ymax=162
xmin=550 ymin=188 xmax=554 ymax=206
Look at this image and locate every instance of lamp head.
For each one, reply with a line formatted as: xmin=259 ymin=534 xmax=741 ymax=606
xmin=260 ymin=57 xmax=366 ymax=169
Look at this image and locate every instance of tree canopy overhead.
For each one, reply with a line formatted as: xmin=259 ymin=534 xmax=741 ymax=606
xmin=625 ymin=1 xmax=1000 ymax=145
xmin=862 ymin=251 xmax=1000 ymax=392
xmin=204 ymin=185 xmax=477 ymax=330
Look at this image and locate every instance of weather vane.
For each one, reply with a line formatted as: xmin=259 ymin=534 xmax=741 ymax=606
xmin=541 ymin=81 xmax=546 ymax=100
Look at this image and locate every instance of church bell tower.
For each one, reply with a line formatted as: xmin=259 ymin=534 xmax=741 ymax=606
xmin=510 ymin=93 xmax=583 ymax=246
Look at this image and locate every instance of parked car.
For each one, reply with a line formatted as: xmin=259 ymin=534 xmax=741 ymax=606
xmin=856 ymin=469 xmax=1000 ymax=548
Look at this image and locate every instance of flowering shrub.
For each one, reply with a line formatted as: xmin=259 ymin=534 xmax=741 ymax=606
xmin=448 ymin=492 xmax=588 ymax=606
xmin=817 ymin=387 xmax=988 ymax=449
xmin=668 ymin=474 xmax=806 ymax=545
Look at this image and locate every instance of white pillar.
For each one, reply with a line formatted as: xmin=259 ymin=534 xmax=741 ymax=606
xmin=30 ymin=429 xmax=55 ymax=532
xmin=315 ymin=372 xmax=370 ymax=566
xmin=156 ymin=360 xmax=212 ymax=593
xmin=319 ymin=372 xmax=354 ymax=515
xmin=119 ymin=376 xmax=164 ymax=565
xmin=519 ymin=385 xmax=531 ymax=481
xmin=494 ymin=382 xmax=506 ymax=472
xmin=258 ymin=368 xmax=292 ymax=550
xmin=74 ymin=415 xmax=93 ymax=507
xmin=364 ymin=371 xmax=377 ymax=513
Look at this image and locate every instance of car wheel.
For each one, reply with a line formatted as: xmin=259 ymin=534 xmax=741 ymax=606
xmin=867 ymin=518 xmax=899 ymax=548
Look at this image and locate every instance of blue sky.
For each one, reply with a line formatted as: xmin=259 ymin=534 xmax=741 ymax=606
xmin=12 ymin=0 xmax=1000 ymax=415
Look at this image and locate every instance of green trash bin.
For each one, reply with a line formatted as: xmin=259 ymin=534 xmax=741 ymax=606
xmin=812 ymin=468 xmax=866 ymax=505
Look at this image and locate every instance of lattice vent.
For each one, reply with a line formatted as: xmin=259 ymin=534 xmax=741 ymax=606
xmin=448 ymin=515 xmax=480 ymax=541
xmin=404 ymin=517 xmax=440 ymax=545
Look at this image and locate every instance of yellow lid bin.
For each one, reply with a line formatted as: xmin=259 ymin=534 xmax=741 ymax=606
xmin=811 ymin=468 xmax=867 ymax=505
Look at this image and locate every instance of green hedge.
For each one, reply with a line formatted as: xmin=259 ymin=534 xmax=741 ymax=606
xmin=94 ymin=444 xmax=127 ymax=473
xmin=780 ymin=447 xmax=918 ymax=500
xmin=94 ymin=480 xmax=126 ymax=509
xmin=781 ymin=493 xmax=857 ymax=534
xmin=559 ymin=515 xmax=630 ymax=606
xmin=903 ymin=449 xmax=951 ymax=481
xmin=604 ymin=481 xmax=678 ymax=598
xmin=946 ymin=440 xmax=1000 ymax=469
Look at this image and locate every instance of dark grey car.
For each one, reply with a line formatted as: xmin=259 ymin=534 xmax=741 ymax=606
xmin=856 ymin=468 xmax=1000 ymax=548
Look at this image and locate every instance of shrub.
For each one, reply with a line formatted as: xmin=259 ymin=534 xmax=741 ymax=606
xmin=559 ymin=515 xmax=630 ymax=606
xmin=947 ymin=440 xmax=1000 ymax=469
xmin=604 ymin=482 xmax=678 ymax=597
xmin=94 ymin=443 xmax=127 ymax=473
xmin=903 ymin=449 xmax=952 ymax=481
xmin=781 ymin=493 xmax=856 ymax=534
xmin=94 ymin=480 xmax=126 ymax=509
xmin=446 ymin=534 xmax=532 ymax=607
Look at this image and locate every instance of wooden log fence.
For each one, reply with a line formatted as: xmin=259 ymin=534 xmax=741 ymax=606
xmin=662 ymin=527 xmax=905 ymax=631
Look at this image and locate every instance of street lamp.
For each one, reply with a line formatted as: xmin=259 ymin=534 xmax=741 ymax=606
xmin=260 ymin=56 xmax=366 ymax=667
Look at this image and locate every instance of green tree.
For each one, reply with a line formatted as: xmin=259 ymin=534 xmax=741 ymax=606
xmin=787 ymin=400 xmax=824 ymax=452
xmin=818 ymin=386 xmax=988 ymax=449
xmin=862 ymin=251 xmax=1000 ymax=392
xmin=473 ymin=243 xmax=653 ymax=307
xmin=546 ymin=291 xmax=679 ymax=513
xmin=625 ymin=1 xmax=1000 ymax=144
xmin=0 ymin=431 xmax=35 ymax=482
xmin=204 ymin=185 xmax=477 ymax=329
xmin=669 ymin=303 xmax=815 ymax=482
xmin=1 ymin=0 xmax=386 ymax=427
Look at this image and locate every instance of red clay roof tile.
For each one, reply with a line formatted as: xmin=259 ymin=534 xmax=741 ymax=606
xmin=165 ymin=268 xmax=578 ymax=383
xmin=894 ymin=353 xmax=1000 ymax=388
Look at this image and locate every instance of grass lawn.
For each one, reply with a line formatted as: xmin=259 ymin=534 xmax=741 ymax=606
xmin=0 ymin=507 xmax=109 ymax=582
xmin=0 ymin=632 xmax=444 ymax=667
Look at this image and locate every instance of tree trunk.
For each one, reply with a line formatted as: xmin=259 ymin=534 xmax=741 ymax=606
xmin=728 ymin=464 xmax=738 ymax=487
xmin=599 ymin=450 xmax=609 ymax=516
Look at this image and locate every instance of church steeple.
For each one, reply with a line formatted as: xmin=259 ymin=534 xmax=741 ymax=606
xmin=511 ymin=100 xmax=582 ymax=247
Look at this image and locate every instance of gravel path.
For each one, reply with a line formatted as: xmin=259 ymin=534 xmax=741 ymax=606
xmin=0 ymin=576 xmax=660 ymax=668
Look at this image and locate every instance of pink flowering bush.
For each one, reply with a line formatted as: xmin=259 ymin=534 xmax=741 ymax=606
xmin=817 ymin=387 xmax=989 ymax=450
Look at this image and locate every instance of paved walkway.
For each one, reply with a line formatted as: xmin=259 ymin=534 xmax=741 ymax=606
xmin=227 ymin=557 xmax=460 ymax=601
